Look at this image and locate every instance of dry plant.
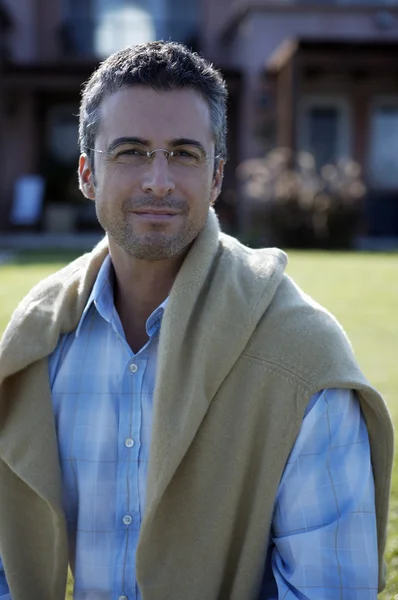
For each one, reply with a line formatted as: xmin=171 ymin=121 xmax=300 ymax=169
xmin=237 ymin=148 xmax=366 ymax=248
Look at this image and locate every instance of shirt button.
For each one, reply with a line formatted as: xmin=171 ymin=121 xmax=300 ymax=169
xmin=125 ymin=438 xmax=135 ymax=448
xmin=129 ymin=363 xmax=138 ymax=373
xmin=119 ymin=596 xmax=128 ymax=600
xmin=123 ymin=514 xmax=132 ymax=526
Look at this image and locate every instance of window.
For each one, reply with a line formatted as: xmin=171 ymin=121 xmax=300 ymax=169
xmin=309 ymin=107 xmax=340 ymax=167
xmin=46 ymin=105 xmax=79 ymax=165
xmin=299 ymin=96 xmax=352 ymax=169
xmin=94 ymin=0 xmax=156 ymax=57
xmin=369 ymin=97 xmax=398 ymax=188
xmin=62 ymin=0 xmax=157 ymax=56
xmin=63 ymin=0 xmax=199 ymax=57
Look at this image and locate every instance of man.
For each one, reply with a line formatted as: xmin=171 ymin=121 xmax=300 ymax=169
xmin=0 ymin=41 xmax=393 ymax=600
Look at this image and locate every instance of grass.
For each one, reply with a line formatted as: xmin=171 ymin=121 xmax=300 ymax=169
xmin=0 ymin=249 xmax=397 ymax=598
xmin=286 ymin=251 xmax=398 ymax=599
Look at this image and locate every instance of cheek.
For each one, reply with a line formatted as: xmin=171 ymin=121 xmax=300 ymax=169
xmin=186 ymin=169 xmax=214 ymax=197
xmin=95 ymin=164 xmax=214 ymax=208
xmin=95 ymin=167 xmax=136 ymax=199
xmin=184 ymin=182 xmax=213 ymax=214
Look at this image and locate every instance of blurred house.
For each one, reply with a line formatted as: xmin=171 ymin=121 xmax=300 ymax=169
xmin=203 ymin=0 xmax=398 ymax=237
xmin=0 ymin=0 xmax=200 ymax=232
xmin=1 ymin=0 xmax=398 ymax=237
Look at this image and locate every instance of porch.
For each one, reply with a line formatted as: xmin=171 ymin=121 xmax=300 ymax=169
xmin=265 ymin=39 xmax=398 ymax=236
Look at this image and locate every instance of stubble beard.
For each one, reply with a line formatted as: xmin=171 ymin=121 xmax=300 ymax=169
xmin=108 ymin=221 xmax=195 ymax=260
xmin=96 ymin=196 xmax=210 ymax=261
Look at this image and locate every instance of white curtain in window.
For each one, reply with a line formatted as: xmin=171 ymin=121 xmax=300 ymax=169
xmin=94 ymin=0 xmax=156 ymax=57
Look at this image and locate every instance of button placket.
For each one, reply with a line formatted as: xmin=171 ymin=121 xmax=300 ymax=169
xmin=120 ymin=355 xmax=143 ymax=599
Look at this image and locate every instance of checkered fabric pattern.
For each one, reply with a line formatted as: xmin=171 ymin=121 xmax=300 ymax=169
xmin=0 ymin=255 xmax=377 ymax=600
xmin=262 ymin=388 xmax=378 ymax=600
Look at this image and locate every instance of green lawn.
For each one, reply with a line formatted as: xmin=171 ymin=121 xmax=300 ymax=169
xmin=0 ymin=249 xmax=397 ymax=598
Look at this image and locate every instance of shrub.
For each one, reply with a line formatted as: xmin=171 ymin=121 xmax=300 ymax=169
xmin=237 ymin=148 xmax=366 ymax=249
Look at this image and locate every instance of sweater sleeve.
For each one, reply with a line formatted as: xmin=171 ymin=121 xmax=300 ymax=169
xmin=269 ymin=388 xmax=378 ymax=599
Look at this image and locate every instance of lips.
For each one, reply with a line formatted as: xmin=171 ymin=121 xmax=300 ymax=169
xmin=130 ymin=210 xmax=181 ymax=221
xmin=133 ymin=210 xmax=179 ymax=216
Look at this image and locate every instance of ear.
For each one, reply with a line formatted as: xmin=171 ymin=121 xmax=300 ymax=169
xmin=210 ymin=159 xmax=225 ymax=206
xmin=78 ymin=154 xmax=96 ymax=200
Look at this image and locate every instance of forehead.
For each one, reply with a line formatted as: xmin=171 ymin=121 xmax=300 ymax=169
xmin=97 ymin=85 xmax=213 ymax=146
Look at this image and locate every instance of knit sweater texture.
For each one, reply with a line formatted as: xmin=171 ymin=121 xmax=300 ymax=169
xmin=0 ymin=210 xmax=394 ymax=599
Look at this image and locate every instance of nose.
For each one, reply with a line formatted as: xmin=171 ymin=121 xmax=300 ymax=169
xmin=141 ymin=152 xmax=175 ymax=197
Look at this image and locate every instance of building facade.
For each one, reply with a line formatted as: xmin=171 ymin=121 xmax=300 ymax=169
xmin=0 ymin=0 xmax=201 ymax=232
xmin=202 ymin=0 xmax=398 ymax=236
xmin=1 ymin=0 xmax=398 ymax=236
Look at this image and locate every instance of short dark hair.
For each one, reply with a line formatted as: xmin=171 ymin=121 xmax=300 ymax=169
xmin=79 ymin=41 xmax=228 ymax=167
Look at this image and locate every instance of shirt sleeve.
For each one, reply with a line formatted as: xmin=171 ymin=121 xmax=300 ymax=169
xmin=270 ymin=388 xmax=378 ymax=600
xmin=0 ymin=555 xmax=11 ymax=597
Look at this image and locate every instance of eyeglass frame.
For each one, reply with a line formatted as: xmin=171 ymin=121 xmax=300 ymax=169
xmin=84 ymin=142 xmax=222 ymax=168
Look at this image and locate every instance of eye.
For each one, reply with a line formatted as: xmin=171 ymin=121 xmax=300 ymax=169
xmin=172 ymin=147 xmax=204 ymax=162
xmin=121 ymin=149 xmax=144 ymax=157
xmin=112 ymin=145 xmax=148 ymax=158
xmin=175 ymin=149 xmax=196 ymax=158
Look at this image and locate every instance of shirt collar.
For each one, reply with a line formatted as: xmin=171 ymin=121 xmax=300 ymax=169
xmin=75 ymin=254 xmax=168 ymax=338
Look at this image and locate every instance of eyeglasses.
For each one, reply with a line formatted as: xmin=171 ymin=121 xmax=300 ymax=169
xmin=87 ymin=142 xmax=221 ymax=170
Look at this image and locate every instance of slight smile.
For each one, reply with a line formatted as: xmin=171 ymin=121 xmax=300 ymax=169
xmin=130 ymin=209 xmax=182 ymax=221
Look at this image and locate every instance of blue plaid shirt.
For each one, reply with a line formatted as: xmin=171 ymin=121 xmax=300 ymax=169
xmin=0 ymin=255 xmax=378 ymax=599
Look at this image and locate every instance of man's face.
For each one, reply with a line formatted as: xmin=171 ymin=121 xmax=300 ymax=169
xmin=79 ymin=85 xmax=224 ymax=260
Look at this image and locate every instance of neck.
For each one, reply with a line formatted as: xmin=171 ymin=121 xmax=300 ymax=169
xmin=109 ymin=241 xmax=187 ymax=351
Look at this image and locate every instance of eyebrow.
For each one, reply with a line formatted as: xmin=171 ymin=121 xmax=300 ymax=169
xmin=169 ymin=138 xmax=206 ymax=152
xmin=106 ymin=136 xmax=207 ymax=153
xmin=106 ymin=137 xmax=150 ymax=152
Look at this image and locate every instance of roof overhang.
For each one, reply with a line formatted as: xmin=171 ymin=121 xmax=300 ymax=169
xmin=266 ymin=38 xmax=398 ymax=74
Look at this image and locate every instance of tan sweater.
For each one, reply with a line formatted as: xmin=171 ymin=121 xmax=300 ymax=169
xmin=0 ymin=210 xmax=394 ymax=599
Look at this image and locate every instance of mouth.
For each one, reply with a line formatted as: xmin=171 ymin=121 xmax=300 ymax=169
xmin=130 ymin=209 xmax=181 ymax=221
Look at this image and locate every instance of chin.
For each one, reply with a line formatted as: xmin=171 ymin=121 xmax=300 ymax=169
xmin=120 ymin=235 xmax=186 ymax=261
